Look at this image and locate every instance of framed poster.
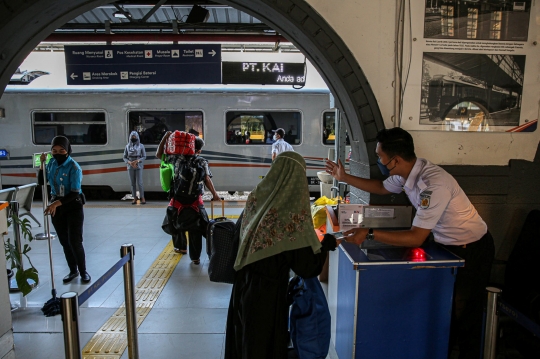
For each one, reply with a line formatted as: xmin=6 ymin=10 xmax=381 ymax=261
xmin=402 ymin=1 xmax=538 ymax=132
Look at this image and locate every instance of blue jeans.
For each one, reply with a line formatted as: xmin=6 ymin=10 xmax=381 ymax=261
xmin=127 ymin=167 xmax=144 ymax=199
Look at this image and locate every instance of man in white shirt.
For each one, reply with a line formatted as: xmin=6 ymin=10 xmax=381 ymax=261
xmin=326 ymin=127 xmax=494 ymax=359
xmin=271 ymin=128 xmax=294 ymax=161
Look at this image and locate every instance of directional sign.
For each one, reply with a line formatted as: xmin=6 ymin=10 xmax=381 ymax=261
xmin=0 ymin=149 xmax=8 ymax=158
xmin=222 ymin=62 xmax=306 ymax=85
xmin=65 ymin=44 xmax=221 ymax=85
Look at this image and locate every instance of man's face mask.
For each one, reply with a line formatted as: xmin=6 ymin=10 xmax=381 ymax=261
xmin=377 ymin=157 xmax=396 ymax=176
xmin=131 ymin=137 xmax=137 ymax=143
xmin=273 ymin=134 xmax=278 ymax=141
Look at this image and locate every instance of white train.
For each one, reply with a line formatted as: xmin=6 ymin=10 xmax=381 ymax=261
xmin=0 ymin=85 xmax=342 ymax=196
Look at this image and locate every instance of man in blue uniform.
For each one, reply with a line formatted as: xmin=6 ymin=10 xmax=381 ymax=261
xmin=325 ymin=128 xmax=494 ymax=359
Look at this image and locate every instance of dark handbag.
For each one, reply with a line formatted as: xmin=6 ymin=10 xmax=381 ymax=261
xmin=161 ymin=206 xmax=177 ymax=235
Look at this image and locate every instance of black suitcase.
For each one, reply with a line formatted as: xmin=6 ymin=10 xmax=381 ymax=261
xmin=206 ymin=201 xmax=242 ymax=284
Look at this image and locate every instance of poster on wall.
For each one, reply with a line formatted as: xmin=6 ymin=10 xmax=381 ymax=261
xmin=401 ymin=0 xmax=538 ymax=132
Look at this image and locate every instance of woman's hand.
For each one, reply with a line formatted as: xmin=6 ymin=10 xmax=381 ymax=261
xmin=40 ymin=152 xmax=47 ymax=168
xmin=44 ymin=201 xmax=61 ymax=217
xmin=211 ymin=194 xmax=222 ymax=201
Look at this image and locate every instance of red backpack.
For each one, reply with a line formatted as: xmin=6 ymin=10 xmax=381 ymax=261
xmin=165 ymin=130 xmax=195 ymax=156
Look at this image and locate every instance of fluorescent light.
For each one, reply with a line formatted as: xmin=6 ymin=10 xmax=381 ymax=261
xmin=113 ymin=10 xmax=130 ymax=19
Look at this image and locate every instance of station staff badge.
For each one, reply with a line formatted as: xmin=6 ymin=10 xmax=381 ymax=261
xmin=420 ymin=191 xmax=432 ymax=209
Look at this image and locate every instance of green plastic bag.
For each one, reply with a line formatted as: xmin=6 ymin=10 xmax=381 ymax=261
xmin=160 ymin=154 xmax=174 ymax=192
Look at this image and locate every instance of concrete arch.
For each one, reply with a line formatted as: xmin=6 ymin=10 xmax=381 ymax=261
xmin=0 ymin=0 xmax=386 ymax=199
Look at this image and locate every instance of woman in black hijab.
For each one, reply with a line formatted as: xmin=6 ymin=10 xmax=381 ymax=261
xmin=38 ymin=136 xmax=90 ymax=283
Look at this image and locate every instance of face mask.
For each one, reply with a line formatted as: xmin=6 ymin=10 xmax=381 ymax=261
xmin=273 ymin=134 xmax=278 ymax=141
xmin=377 ymin=157 xmax=396 ymax=176
xmin=131 ymin=138 xmax=137 ymax=143
xmin=53 ymin=153 xmax=68 ymax=165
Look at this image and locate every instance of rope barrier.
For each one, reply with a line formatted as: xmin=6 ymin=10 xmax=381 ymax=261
xmin=77 ymin=252 xmax=131 ymax=306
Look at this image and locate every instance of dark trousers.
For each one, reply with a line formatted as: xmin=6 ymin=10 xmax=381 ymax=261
xmin=172 ymin=230 xmax=203 ymax=261
xmin=51 ymin=199 xmax=86 ymax=273
xmin=442 ymin=231 xmax=495 ymax=359
xmin=172 ymin=204 xmax=208 ymax=261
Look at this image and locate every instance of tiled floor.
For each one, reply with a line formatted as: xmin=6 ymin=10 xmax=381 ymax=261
xmin=7 ymin=201 xmax=338 ymax=359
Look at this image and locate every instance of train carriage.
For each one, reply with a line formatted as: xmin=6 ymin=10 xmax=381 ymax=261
xmin=0 ymin=86 xmax=338 ymax=196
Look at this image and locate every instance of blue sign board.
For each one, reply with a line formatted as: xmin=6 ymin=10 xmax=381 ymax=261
xmin=0 ymin=149 xmax=8 ymax=158
xmin=65 ymin=44 xmax=221 ymax=85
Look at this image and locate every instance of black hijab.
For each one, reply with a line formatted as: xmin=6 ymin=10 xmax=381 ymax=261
xmin=51 ymin=136 xmax=72 ymax=155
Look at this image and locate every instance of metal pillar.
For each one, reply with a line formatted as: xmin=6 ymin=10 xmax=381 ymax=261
xmin=121 ymin=244 xmax=139 ymax=359
xmin=60 ymin=292 xmax=81 ymax=359
xmin=483 ymin=287 xmax=502 ymax=359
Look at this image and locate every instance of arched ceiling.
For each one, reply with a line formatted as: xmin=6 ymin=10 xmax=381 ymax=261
xmin=0 ymin=0 xmax=387 ymax=197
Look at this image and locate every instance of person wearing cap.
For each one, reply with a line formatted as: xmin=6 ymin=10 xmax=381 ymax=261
xmin=38 ymin=136 xmax=90 ymax=284
xmin=325 ymin=127 xmax=494 ymax=359
xmin=271 ymin=128 xmax=294 ymax=161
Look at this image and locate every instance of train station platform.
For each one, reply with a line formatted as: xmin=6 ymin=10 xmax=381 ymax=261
xmin=7 ymin=200 xmax=339 ymax=359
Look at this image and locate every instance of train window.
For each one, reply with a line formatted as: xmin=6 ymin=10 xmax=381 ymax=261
xmin=32 ymin=111 xmax=107 ymax=145
xmin=322 ymin=111 xmax=350 ymax=146
xmin=128 ymin=111 xmax=203 ymax=144
xmin=225 ymin=111 xmax=301 ymax=145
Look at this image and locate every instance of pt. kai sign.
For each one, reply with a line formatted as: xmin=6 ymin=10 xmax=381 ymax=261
xmin=222 ymin=62 xmax=306 ymax=85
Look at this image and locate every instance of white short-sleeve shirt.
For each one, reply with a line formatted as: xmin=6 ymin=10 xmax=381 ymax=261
xmin=271 ymin=138 xmax=294 ymax=155
xmin=383 ymin=158 xmax=487 ymax=245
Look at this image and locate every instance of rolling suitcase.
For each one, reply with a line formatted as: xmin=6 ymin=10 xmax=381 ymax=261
xmin=206 ymin=201 xmax=240 ymax=284
xmin=206 ymin=200 xmax=232 ymax=257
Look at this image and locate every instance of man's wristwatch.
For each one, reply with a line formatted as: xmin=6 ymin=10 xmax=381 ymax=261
xmin=365 ymin=228 xmax=374 ymax=241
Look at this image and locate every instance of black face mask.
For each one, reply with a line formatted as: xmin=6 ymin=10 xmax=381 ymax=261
xmin=53 ymin=153 xmax=68 ymax=165
xmin=131 ymin=138 xmax=137 ymax=143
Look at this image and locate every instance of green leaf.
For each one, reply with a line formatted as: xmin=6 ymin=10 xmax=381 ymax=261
xmin=15 ymin=268 xmax=39 ymax=297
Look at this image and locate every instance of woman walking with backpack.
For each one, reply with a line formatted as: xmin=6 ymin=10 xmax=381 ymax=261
xmin=123 ymin=131 xmax=146 ymax=204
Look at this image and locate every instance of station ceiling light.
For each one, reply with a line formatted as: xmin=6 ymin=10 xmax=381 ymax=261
xmin=113 ymin=10 xmax=131 ymax=19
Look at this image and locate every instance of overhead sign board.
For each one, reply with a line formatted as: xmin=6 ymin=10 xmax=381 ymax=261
xmin=65 ymin=44 xmax=221 ymax=85
xmin=222 ymin=62 xmax=306 ymax=85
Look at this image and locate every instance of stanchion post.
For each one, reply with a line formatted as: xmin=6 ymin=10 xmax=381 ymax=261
xmin=121 ymin=244 xmax=139 ymax=359
xmin=10 ymin=201 xmax=23 ymax=265
xmin=483 ymin=287 xmax=502 ymax=359
xmin=60 ymin=292 xmax=81 ymax=359
xmin=35 ymin=165 xmax=56 ymax=240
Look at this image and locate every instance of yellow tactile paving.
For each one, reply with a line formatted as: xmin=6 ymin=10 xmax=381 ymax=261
xmin=82 ymin=240 xmax=182 ymax=359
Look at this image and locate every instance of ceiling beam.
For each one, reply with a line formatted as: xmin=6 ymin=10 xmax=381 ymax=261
xmin=44 ymin=33 xmax=289 ymax=42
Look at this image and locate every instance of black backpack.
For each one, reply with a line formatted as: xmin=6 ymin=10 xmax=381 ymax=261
xmin=173 ymin=156 xmax=205 ymax=201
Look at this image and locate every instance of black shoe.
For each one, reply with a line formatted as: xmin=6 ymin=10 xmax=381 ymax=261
xmin=80 ymin=272 xmax=91 ymax=283
xmin=63 ymin=271 xmax=79 ymax=283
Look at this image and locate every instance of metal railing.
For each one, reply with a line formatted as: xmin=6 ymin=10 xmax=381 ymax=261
xmin=61 ymin=244 xmax=139 ymax=359
xmin=483 ymin=286 xmax=540 ymax=359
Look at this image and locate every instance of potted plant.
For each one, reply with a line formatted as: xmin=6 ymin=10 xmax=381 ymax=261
xmin=3 ymin=214 xmax=39 ymax=296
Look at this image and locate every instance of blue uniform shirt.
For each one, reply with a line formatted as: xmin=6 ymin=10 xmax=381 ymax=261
xmin=45 ymin=156 xmax=82 ymax=196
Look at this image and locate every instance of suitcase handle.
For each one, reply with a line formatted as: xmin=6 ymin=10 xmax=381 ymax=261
xmin=210 ymin=199 xmax=225 ymax=219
